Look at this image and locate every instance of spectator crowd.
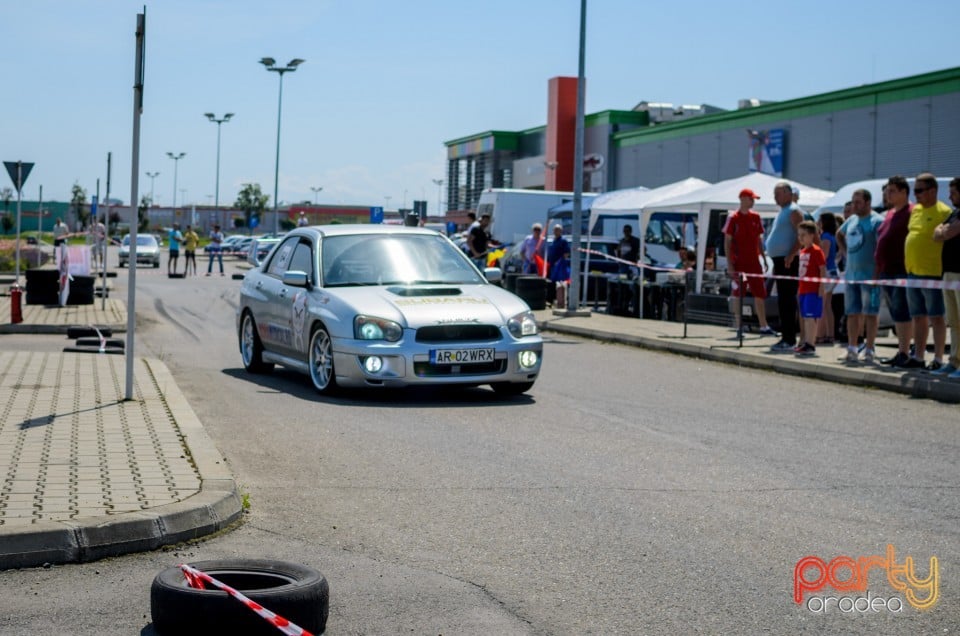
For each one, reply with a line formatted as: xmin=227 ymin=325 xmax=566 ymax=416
xmin=726 ymin=174 xmax=960 ymax=377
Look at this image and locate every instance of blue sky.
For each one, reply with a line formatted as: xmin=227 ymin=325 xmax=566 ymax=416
xmin=2 ymin=0 xmax=956 ymax=212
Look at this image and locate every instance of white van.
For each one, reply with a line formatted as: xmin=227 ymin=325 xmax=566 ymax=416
xmin=812 ymin=177 xmax=953 ymax=218
xmin=476 ymin=188 xmax=598 ymax=246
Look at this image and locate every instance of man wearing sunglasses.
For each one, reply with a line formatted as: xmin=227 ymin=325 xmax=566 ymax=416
xmin=932 ymin=177 xmax=960 ymax=377
xmin=904 ymin=173 xmax=951 ymax=370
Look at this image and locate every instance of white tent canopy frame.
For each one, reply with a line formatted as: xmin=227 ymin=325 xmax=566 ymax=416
xmin=581 ymin=178 xmax=710 ymax=305
xmin=639 ymin=172 xmax=834 ymax=295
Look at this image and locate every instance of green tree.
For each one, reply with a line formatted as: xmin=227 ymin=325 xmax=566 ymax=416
xmin=234 ymin=183 xmax=269 ymax=235
xmin=71 ymin=183 xmax=88 ymax=229
xmin=137 ymin=195 xmax=150 ymax=231
xmin=0 ymin=187 xmax=13 ymax=216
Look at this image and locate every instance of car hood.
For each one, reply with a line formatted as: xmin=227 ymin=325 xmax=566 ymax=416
xmin=327 ymin=284 xmax=529 ymax=327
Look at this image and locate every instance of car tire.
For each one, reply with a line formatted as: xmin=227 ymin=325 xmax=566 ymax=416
xmin=490 ymin=381 xmax=535 ymax=395
xmin=150 ymin=559 xmax=329 ymax=636
xmin=514 ymin=276 xmax=547 ymax=310
xmin=240 ymin=312 xmax=274 ymax=374
xmin=309 ymin=325 xmax=338 ymax=394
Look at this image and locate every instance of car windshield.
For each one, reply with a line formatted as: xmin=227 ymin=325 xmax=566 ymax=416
xmin=322 ymin=233 xmax=485 ymax=287
xmin=122 ymin=235 xmax=157 ymax=247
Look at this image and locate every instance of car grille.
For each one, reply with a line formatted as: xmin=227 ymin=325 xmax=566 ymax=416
xmin=414 ymin=360 xmax=507 ymax=377
xmin=415 ymin=325 xmax=502 ymax=343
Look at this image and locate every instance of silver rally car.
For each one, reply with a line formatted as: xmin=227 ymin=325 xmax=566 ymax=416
xmin=236 ymin=225 xmax=543 ymax=394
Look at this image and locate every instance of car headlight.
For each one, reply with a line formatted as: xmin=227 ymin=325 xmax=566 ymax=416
xmin=507 ymin=311 xmax=538 ymax=338
xmin=354 ymin=315 xmax=403 ymax=342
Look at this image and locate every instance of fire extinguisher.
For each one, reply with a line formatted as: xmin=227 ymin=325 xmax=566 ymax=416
xmin=10 ymin=282 xmax=23 ymax=324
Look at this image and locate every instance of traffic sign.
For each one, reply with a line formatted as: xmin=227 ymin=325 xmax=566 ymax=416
xmin=3 ymin=161 xmax=34 ymax=193
xmin=370 ymin=206 xmax=384 ymax=224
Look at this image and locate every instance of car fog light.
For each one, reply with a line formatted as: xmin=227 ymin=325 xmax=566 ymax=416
xmin=518 ymin=350 xmax=538 ymax=369
xmin=364 ymin=355 xmax=383 ymax=373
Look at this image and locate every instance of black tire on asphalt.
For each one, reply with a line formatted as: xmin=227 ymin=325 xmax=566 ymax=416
xmin=150 ymin=559 xmax=329 ymax=636
xmin=66 ymin=326 xmax=113 ymax=339
xmin=239 ymin=311 xmax=274 ymax=374
xmin=25 ymin=268 xmax=60 ymax=306
xmin=67 ymin=275 xmax=96 ymax=305
xmin=514 ymin=275 xmax=546 ymax=310
xmin=504 ymin=272 xmax=519 ymax=293
xmin=309 ymin=325 xmax=338 ymax=394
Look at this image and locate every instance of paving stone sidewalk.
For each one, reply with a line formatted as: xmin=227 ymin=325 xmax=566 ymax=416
xmin=0 ymin=309 xmax=241 ymax=569
xmin=0 ymin=296 xmax=126 ymax=335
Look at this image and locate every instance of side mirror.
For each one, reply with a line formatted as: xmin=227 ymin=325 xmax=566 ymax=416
xmin=281 ymin=270 xmax=311 ymax=289
xmin=484 ymin=267 xmax=503 ymax=283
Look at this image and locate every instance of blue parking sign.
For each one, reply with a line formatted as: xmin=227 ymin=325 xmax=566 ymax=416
xmin=370 ymin=206 xmax=384 ymax=224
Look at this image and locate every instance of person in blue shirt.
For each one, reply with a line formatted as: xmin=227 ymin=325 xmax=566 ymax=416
xmin=836 ymin=189 xmax=884 ymax=363
xmin=765 ymin=182 xmax=805 ymax=351
xmin=167 ymin=224 xmax=184 ymax=276
xmin=547 ymin=224 xmax=571 ymax=282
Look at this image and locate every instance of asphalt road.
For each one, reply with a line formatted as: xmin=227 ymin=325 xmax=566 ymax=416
xmin=1 ymin=250 xmax=957 ymax=635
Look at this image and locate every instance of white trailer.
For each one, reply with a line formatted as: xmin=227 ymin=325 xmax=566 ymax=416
xmin=476 ymin=188 xmax=598 ymax=245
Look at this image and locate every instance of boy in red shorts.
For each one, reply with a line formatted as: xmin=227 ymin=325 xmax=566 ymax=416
xmin=724 ymin=189 xmax=776 ymax=337
xmin=795 ymin=220 xmax=827 ymax=356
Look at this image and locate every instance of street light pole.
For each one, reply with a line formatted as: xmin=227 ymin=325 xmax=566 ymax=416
xmin=166 ymin=152 xmax=185 ymax=209
xmin=204 ymin=112 xmax=234 ymax=229
xmin=145 ymin=171 xmax=159 ymax=206
xmin=310 ymin=186 xmax=322 ymax=205
xmin=260 ymin=57 xmax=305 ymax=234
xmin=431 ymin=178 xmax=444 ymax=216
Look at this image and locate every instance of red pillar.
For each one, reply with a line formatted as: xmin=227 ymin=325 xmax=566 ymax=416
xmin=545 ymin=77 xmax=579 ymax=192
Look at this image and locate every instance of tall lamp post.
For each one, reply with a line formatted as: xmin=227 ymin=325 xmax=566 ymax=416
xmin=431 ymin=178 xmax=444 ymax=216
xmin=166 ymin=152 xmax=185 ymax=209
xmin=145 ymin=171 xmax=159 ymax=206
xmin=205 ymin=112 xmax=234 ymax=228
xmin=310 ymin=186 xmax=323 ymax=205
xmin=260 ymin=57 xmax=305 ymax=234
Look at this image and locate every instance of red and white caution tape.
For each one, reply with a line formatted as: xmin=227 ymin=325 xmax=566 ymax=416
xmin=579 ymin=248 xmax=690 ymax=274
xmin=91 ymin=324 xmax=107 ymax=353
xmin=736 ymin=270 xmax=960 ymax=291
xmin=180 ymin=564 xmax=314 ymax=636
xmin=578 ymin=247 xmax=960 ymax=290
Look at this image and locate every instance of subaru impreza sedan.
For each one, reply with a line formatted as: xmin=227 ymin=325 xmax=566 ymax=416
xmin=236 ymin=225 xmax=543 ymax=395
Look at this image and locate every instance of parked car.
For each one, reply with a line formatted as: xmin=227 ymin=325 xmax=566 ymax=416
xmin=118 ymin=234 xmax=161 ymax=268
xmin=229 ymin=237 xmax=254 ymax=257
xmin=205 ymin=235 xmax=245 ymax=253
xmin=237 ymin=225 xmax=543 ymax=395
xmin=246 ymin=237 xmax=282 ymax=266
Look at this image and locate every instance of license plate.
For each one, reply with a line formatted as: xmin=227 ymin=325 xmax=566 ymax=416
xmin=430 ymin=348 xmax=496 ymax=365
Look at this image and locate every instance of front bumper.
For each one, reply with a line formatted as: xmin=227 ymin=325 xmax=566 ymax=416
xmin=330 ymin=331 xmax=543 ymax=388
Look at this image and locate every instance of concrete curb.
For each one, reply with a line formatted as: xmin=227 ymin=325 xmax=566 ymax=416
xmin=539 ymin=320 xmax=960 ymax=404
xmin=0 ymin=358 xmax=242 ymax=570
xmin=0 ymin=322 xmax=127 ymax=336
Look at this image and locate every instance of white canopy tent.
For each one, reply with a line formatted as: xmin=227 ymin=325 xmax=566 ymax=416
xmin=643 ymin=173 xmax=834 ymax=293
xmin=588 ymin=177 xmax=709 ymax=234
xmin=579 ymin=178 xmax=711 ymax=304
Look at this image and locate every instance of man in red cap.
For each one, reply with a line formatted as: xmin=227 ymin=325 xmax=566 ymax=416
xmin=723 ymin=189 xmax=776 ymax=337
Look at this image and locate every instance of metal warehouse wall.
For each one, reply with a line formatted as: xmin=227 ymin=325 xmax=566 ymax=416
xmin=615 ymin=92 xmax=960 ymax=190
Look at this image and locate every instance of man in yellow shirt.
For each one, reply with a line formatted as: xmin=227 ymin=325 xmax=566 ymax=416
xmin=904 ymin=173 xmax=952 ymax=369
xmin=182 ymin=224 xmax=200 ymax=276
